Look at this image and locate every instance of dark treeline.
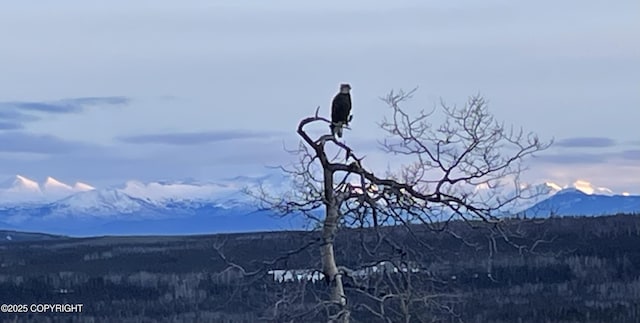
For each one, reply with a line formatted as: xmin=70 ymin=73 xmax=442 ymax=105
xmin=1 ymin=214 xmax=640 ymax=322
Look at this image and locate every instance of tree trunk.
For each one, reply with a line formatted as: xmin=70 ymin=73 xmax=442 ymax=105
xmin=321 ymin=168 xmax=349 ymax=323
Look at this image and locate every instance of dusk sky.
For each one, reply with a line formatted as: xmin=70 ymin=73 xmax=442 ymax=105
xmin=0 ymin=1 xmax=638 ymax=193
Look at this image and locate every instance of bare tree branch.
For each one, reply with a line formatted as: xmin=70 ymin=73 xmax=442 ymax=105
xmin=247 ymin=90 xmax=551 ymax=323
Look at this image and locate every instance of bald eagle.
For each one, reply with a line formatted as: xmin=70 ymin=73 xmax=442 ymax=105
xmin=330 ymin=83 xmax=352 ymax=138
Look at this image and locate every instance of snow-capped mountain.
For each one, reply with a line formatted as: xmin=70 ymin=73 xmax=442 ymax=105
xmin=0 ymin=174 xmax=278 ymax=206
xmin=498 ymin=181 xmax=562 ymax=213
xmin=44 ymin=176 xmax=73 ymax=192
xmin=568 ymin=180 xmax=615 ymax=195
xmin=9 ymin=175 xmax=41 ymax=192
xmin=0 ymin=175 xmax=95 ymax=204
xmin=523 ymin=188 xmax=640 ymax=217
xmin=0 ymin=174 xmax=299 ymax=236
xmin=511 ymin=180 xmax=638 ymax=216
xmin=74 ymin=182 xmax=96 ymax=191
xmin=51 ymin=189 xmax=163 ymax=217
xmin=0 ymin=175 xmax=45 ymax=204
xmin=119 ymin=179 xmax=246 ymax=207
xmin=0 ymin=175 xmax=637 ymax=236
xmin=536 ymin=180 xmax=615 ymax=196
xmin=0 ymin=175 xmax=39 ymax=195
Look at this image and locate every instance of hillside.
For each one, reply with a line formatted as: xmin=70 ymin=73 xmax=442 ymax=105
xmin=1 ymin=214 xmax=640 ymax=322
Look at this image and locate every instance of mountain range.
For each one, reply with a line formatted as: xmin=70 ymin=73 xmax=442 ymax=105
xmin=523 ymin=187 xmax=640 ymax=217
xmin=0 ymin=174 xmax=304 ymax=236
xmin=0 ymin=175 xmax=638 ymax=236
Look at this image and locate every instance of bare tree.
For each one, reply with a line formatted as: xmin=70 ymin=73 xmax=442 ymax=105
xmin=252 ymin=89 xmax=551 ymax=323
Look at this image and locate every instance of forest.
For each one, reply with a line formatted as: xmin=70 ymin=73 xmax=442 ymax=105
xmin=1 ymin=214 xmax=639 ymax=322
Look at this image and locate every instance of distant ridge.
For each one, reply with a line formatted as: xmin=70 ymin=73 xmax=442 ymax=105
xmin=0 ymin=230 xmax=67 ymax=243
xmin=523 ymin=188 xmax=640 ymax=217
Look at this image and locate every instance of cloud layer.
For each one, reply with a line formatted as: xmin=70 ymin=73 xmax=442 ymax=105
xmin=2 ymin=130 xmax=640 ymax=194
xmin=0 ymin=96 xmax=130 ymax=130
xmin=0 ymin=1 xmax=638 ymax=192
xmin=555 ymin=137 xmax=616 ymax=148
xmin=0 ymin=132 xmax=94 ymax=154
xmin=118 ymin=130 xmax=284 ymax=145
xmin=534 ymin=152 xmax=608 ymax=165
xmin=0 ymin=122 xmax=23 ymax=130
xmin=621 ymin=150 xmax=640 ymax=161
xmin=2 ymin=96 xmax=130 ymax=114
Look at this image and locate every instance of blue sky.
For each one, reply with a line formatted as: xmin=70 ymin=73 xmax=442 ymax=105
xmin=0 ymin=0 xmax=639 ymax=192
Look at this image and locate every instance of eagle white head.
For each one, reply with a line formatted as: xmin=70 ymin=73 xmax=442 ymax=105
xmin=339 ymin=83 xmax=351 ymax=94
